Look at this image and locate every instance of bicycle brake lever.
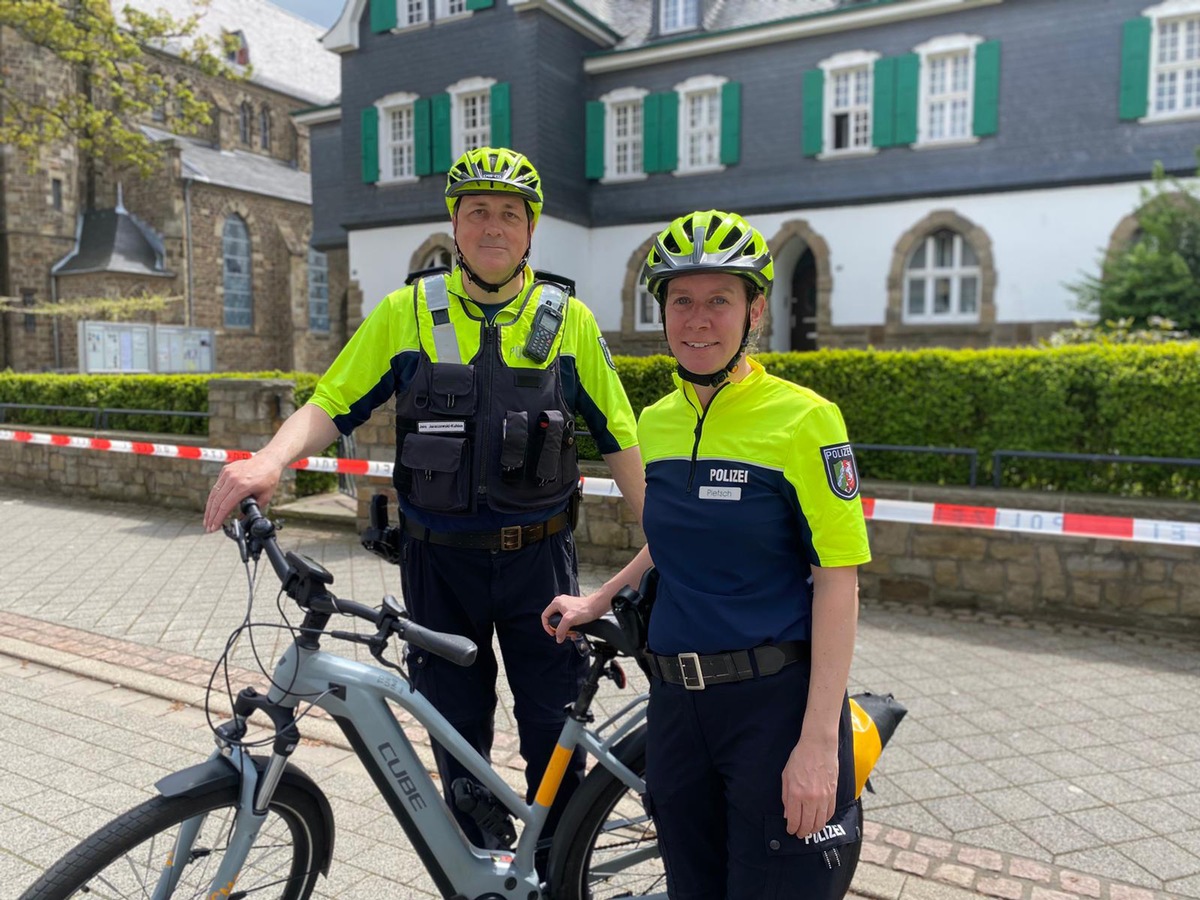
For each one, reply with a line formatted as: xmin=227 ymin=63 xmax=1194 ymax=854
xmin=223 ymin=519 xmax=249 ymax=563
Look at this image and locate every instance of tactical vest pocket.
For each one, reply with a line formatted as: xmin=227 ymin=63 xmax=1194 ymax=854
xmin=415 ymin=363 xmax=477 ymax=417
xmin=400 ymin=434 xmax=471 ymax=513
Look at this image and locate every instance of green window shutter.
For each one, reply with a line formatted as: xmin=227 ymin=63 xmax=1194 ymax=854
xmin=660 ymin=90 xmax=679 ymax=171
xmin=801 ymin=69 xmax=824 ymax=157
xmin=431 ymin=93 xmax=452 ymax=173
xmin=361 ymin=106 xmax=379 ymax=183
xmin=973 ymin=40 xmax=1001 ymax=137
xmin=369 ymin=0 xmax=396 ymax=33
xmin=643 ymin=93 xmax=662 ymax=173
xmin=466 ymin=0 xmax=493 ymax=9
xmin=1119 ymin=18 xmax=1151 ymax=120
xmin=719 ymin=81 xmax=740 ymax=165
xmin=585 ymin=101 xmax=605 ymax=180
xmin=414 ymin=97 xmax=432 ymax=176
xmin=894 ymin=53 xmax=920 ymax=145
xmin=491 ymin=82 xmax=511 ymax=148
xmin=872 ymin=57 xmax=897 ymax=147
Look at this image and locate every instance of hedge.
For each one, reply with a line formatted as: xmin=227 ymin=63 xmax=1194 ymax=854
xmin=4 ymin=343 xmax=1199 ymax=499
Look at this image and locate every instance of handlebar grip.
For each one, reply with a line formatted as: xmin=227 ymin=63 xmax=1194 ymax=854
xmin=398 ymin=620 xmax=478 ymax=668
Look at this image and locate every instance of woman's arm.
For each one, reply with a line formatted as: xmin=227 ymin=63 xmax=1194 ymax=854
xmin=781 ymin=564 xmax=859 ymax=837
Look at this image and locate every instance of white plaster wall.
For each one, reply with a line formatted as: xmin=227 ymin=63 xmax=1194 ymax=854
xmin=348 ymin=179 xmax=1161 ymax=337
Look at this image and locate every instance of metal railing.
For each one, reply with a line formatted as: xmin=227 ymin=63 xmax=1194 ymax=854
xmin=991 ymin=449 xmax=1200 ymax=488
xmin=0 ymin=402 xmax=208 ymax=430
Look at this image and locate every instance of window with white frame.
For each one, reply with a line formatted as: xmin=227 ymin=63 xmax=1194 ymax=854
xmin=377 ymin=93 xmax=418 ymax=181
xmin=676 ymin=75 xmax=725 ymax=172
xmin=820 ymin=51 xmax=878 ymax=153
xmin=436 ymin=0 xmax=467 ymax=18
xmin=1152 ymin=8 xmax=1200 ymax=116
xmin=903 ymin=229 xmax=980 ymax=323
xmin=601 ymin=87 xmax=647 ymax=181
xmin=448 ymin=77 xmax=494 ymax=156
xmin=636 ymin=290 xmax=662 ymax=331
xmin=403 ymin=0 xmax=429 ymax=26
xmin=660 ymin=0 xmax=699 ymax=34
xmin=308 ymin=247 xmax=329 ymax=333
xmin=222 ymin=215 xmax=253 ymax=328
xmin=916 ymin=35 xmax=982 ymax=144
xmin=423 ymin=246 xmax=453 ymax=271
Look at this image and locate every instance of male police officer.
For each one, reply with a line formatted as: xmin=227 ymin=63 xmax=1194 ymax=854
xmin=204 ymin=147 xmax=644 ymax=846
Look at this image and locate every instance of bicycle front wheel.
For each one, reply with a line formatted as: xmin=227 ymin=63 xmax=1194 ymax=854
xmin=552 ymin=729 xmax=666 ymax=899
xmin=19 ymin=782 xmax=327 ymax=900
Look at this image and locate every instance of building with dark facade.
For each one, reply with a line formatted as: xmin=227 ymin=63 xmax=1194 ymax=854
xmin=304 ymin=0 xmax=1199 ymax=354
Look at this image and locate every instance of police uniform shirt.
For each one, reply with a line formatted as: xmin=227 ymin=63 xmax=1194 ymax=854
xmin=639 ymin=357 xmax=872 ymax=656
xmin=308 ymin=266 xmax=638 ymax=530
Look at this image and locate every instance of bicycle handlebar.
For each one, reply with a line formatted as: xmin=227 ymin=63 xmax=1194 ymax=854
xmin=233 ymin=498 xmax=477 ymax=667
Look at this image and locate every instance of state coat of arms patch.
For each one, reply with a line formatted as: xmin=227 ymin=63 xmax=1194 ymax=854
xmin=820 ymin=442 xmax=860 ymax=500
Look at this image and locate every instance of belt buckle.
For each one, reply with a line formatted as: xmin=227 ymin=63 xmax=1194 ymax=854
xmin=677 ymin=652 xmax=705 ymax=690
xmin=500 ymin=525 xmax=523 ymax=551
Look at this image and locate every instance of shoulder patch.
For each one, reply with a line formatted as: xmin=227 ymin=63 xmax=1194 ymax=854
xmin=598 ymin=336 xmax=616 ymax=371
xmin=820 ymin=442 xmax=860 ymax=500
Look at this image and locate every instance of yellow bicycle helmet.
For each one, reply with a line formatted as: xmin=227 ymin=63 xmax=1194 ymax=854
xmin=642 ymin=209 xmax=774 ymax=303
xmin=445 ymin=146 xmax=544 ymax=226
xmin=642 ymin=210 xmax=774 ymax=388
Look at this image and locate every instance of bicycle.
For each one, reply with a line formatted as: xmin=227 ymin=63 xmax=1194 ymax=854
xmin=19 ymin=497 xmax=662 ymax=900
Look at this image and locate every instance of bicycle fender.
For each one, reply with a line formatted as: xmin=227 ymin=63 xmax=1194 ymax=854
xmin=155 ymin=756 xmax=337 ymax=877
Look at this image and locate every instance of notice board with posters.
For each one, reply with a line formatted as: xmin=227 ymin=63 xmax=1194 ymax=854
xmin=78 ymin=321 xmax=215 ymax=374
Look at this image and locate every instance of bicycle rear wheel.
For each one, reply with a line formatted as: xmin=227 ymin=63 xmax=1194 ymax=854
xmin=19 ymin=782 xmax=327 ymax=900
xmin=551 ymin=729 xmax=666 ymax=900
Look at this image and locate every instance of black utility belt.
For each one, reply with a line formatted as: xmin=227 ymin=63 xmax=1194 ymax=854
xmin=647 ymin=641 xmax=809 ymax=691
xmin=403 ymin=511 xmax=569 ymax=552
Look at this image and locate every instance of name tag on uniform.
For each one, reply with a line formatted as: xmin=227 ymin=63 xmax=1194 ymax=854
xmin=417 ymin=421 xmax=465 ymax=434
xmin=698 ymin=486 xmax=741 ymax=501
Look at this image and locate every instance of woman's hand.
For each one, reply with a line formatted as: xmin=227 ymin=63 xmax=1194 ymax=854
xmin=541 ymin=592 xmax=610 ymax=643
xmin=781 ymin=733 xmax=839 ymax=839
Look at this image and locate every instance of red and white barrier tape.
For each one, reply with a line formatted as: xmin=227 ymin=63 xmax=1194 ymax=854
xmin=4 ymin=428 xmax=1199 ymax=547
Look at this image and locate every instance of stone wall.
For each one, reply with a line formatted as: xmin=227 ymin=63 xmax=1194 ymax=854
xmin=2 ymin=379 xmax=1198 ymax=635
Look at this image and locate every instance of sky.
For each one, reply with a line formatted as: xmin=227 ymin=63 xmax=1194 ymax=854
xmin=266 ymin=0 xmax=342 ymax=29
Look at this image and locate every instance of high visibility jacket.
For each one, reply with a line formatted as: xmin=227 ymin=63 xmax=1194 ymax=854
xmin=309 ymin=266 xmax=638 ymax=529
xmin=639 ymin=357 xmax=871 ymax=655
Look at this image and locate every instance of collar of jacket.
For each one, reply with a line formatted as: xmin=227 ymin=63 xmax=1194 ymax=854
xmin=673 ymin=355 xmax=765 ymax=405
xmin=445 ymin=264 xmax=537 ymax=325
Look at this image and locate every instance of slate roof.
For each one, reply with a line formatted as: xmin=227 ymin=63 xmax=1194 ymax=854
xmin=572 ymin=0 xmax=841 ymax=50
xmin=118 ymin=0 xmax=340 ymax=105
xmin=53 ymin=203 xmax=172 ymax=277
xmin=142 ymin=125 xmax=313 ymax=204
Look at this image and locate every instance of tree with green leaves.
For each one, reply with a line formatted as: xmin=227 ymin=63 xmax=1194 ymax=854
xmin=0 ymin=0 xmax=238 ymax=181
xmin=1070 ymin=158 xmax=1200 ymax=334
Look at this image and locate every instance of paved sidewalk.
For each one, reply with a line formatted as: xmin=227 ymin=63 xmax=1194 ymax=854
xmin=2 ymin=486 xmax=1199 ymax=900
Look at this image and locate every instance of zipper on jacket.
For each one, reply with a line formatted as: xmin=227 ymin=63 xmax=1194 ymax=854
xmin=684 ymin=383 xmax=728 ymax=493
xmin=477 ymin=324 xmax=497 ymax=501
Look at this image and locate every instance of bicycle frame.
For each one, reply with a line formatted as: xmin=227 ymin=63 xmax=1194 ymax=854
xmin=177 ymin=633 xmax=649 ymax=899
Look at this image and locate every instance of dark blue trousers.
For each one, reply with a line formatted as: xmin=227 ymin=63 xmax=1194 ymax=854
xmin=400 ymin=529 xmax=588 ymax=848
xmin=645 ymin=662 xmax=862 ymax=899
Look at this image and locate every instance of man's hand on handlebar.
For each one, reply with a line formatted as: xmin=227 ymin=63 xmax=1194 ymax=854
xmin=204 ymin=455 xmax=284 ymax=533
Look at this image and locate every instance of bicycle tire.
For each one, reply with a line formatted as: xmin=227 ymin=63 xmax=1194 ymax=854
xmin=551 ymin=727 xmax=666 ymax=900
xmin=19 ymin=783 xmax=328 ymax=900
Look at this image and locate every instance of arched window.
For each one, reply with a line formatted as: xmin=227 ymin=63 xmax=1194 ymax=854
xmin=259 ymin=105 xmax=271 ymax=151
xmin=308 ymin=247 xmax=329 ymax=333
xmin=903 ymin=228 xmax=980 ymax=323
xmin=222 ymin=216 xmax=253 ymax=327
xmin=239 ymin=102 xmax=252 ymax=145
xmin=422 ymin=246 xmax=453 ymax=271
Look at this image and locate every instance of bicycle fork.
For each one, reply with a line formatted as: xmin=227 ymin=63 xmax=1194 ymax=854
xmin=153 ymin=689 xmax=301 ymax=899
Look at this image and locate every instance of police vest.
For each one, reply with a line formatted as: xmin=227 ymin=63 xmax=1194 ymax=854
xmin=392 ymin=275 xmax=578 ymax=517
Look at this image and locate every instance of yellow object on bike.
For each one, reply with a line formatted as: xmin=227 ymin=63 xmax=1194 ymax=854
xmin=849 ymin=692 xmax=907 ymax=798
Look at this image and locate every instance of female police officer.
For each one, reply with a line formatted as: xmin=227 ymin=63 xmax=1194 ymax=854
xmin=204 ymin=147 xmax=644 ymax=849
xmin=543 ymin=210 xmax=871 ymax=899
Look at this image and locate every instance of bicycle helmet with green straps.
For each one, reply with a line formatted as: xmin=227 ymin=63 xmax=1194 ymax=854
xmin=445 ymin=146 xmax=543 ymax=226
xmin=445 ymin=147 xmax=543 ymax=293
xmin=641 ymin=210 xmax=774 ymax=388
